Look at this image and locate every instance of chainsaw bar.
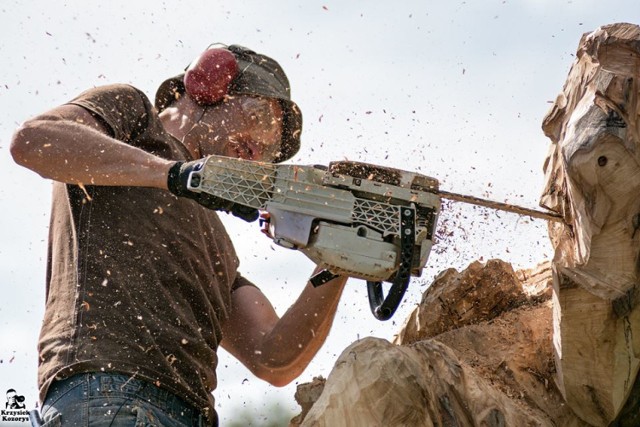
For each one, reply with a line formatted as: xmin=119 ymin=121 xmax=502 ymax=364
xmin=434 ymin=189 xmax=563 ymax=222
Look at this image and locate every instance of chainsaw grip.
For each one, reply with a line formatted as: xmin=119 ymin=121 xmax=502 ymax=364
xmin=367 ymin=276 xmax=410 ymax=320
xmin=367 ymin=206 xmax=416 ymax=321
xmin=366 ymin=281 xmax=396 ymax=320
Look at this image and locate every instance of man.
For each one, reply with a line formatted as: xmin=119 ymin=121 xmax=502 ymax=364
xmin=11 ymin=44 xmax=347 ymax=426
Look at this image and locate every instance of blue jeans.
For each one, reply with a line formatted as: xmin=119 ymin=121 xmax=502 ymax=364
xmin=38 ymin=373 xmax=212 ymax=426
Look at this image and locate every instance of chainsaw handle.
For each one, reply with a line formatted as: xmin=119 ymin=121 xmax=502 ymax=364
xmin=367 ymin=280 xmax=408 ymax=320
xmin=367 ymin=206 xmax=416 ymax=321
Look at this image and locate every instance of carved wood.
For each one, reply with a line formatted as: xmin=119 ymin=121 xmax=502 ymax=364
xmin=393 ymin=259 xmax=539 ymax=346
xmin=292 ymin=261 xmax=584 ymax=426
xmin=540 ymin=22 xmax=640 ymax=425
xmin=296 ymin=337 xmax=557 ymax=427
xmin=291 ymin=23 xmax=640 ymax=427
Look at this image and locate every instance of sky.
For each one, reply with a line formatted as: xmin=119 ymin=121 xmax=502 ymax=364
xmin=1 ymin=1 xmax=639 ymax=425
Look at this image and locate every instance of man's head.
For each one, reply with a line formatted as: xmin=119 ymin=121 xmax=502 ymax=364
xmin=156 ymin=44 xmax=302 ymax=163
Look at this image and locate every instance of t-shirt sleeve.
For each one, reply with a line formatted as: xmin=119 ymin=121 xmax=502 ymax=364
xmin=67 ymin=84 xmax=152 ymax=146
xmin=230 ymin=273 xmax=260 ymax=293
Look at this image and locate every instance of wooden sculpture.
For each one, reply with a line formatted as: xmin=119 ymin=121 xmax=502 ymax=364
xmin=291 ymin=23 xmax=640 ymax=427
xmin=540 ymin=22 xmax=640 ymax=425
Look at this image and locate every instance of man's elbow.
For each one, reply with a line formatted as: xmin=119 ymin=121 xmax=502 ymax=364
xmin=254 ymin=363 xmax=303 ymax=387
xmin=261 ymin=373 xmax=297 ymax=388
xmin=10 ymin=122 xmax=40 ymax=167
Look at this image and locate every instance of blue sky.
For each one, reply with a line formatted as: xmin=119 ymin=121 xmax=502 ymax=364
xmin=1 ymin=1 xmax=638 ymax=424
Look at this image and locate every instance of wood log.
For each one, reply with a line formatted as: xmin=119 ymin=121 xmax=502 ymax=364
xmin=297 ymin=337 xmax=558 ymax=427
xmin=393 ymin=259 xmax=547 ymax=346
xmin=290 ymin=377 xmax=327 ymax=426
xmin=540 ymin=22 xmax=640 ymax=425
xmin=292 ymin=261 xmax=584 ymax=426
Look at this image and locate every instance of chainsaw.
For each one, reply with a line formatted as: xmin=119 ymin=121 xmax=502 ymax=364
xmin=186 ymin=155 xmax=562 ymax=320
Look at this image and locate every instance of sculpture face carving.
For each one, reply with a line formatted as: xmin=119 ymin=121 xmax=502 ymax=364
xmin=539 ymin=25 xmax=640 ymax=425
xmin=540 ymin=24 xmax=640 ymax=271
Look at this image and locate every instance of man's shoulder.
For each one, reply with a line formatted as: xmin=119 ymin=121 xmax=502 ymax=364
xmin=72 ymin=83 xmax=151 ymax=107
xmin=69 ymin=83 xmax=160 ymax=144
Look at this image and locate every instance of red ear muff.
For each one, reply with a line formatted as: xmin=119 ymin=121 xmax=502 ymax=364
xmin=183 ymin=48 xmax=239 ymax=105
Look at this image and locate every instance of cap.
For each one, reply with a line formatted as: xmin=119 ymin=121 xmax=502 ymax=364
xmin=155 ymin=44 xmax=302 ymax=163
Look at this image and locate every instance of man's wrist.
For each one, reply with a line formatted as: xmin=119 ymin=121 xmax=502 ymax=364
xmin=167 ymin=161 xmax=184 ymax=195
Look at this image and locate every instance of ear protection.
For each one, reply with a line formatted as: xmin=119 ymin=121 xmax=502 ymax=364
xmin=183 ymin=47 xmax=239 ymax=105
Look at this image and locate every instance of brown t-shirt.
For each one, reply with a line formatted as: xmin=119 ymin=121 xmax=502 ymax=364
xmin=38 ymin=84 xmax=250 ymax=423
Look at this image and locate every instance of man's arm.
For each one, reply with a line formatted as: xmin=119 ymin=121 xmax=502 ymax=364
xmin=220 ymin=269 xmax=348 ymax=387
xmin=10 ymin=104 xmax=173 ymax=188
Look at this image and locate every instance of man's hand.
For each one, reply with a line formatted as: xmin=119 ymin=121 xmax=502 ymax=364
xmin=167 ymin=160 xmax=259 ymax=222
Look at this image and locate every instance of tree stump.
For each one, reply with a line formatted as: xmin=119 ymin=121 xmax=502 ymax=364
xmin=540 ymin=22 xmax=640 ymax=425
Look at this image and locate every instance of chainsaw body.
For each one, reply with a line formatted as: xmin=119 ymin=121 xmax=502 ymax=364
xmin=187 ymin=155 xmax=441 ymax=319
